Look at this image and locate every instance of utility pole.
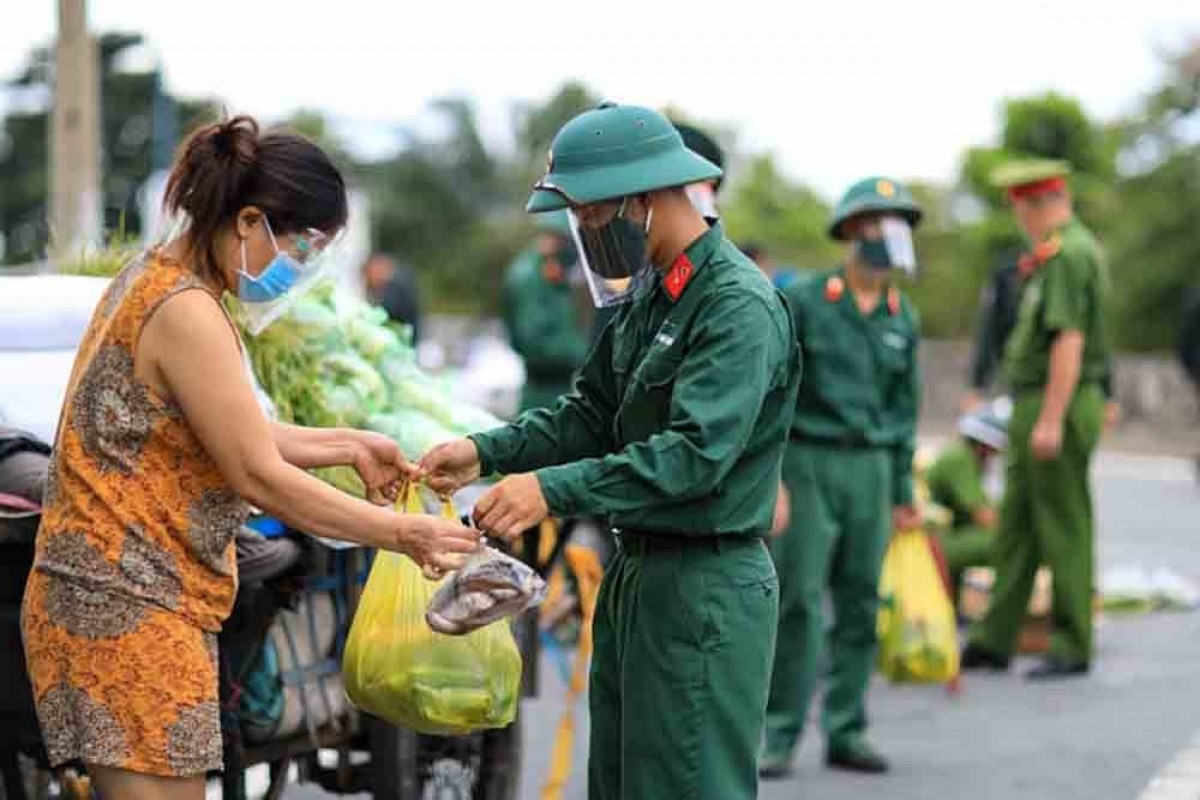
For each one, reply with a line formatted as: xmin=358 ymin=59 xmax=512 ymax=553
xmin=50 ymin=0 xmax=102 ymax=258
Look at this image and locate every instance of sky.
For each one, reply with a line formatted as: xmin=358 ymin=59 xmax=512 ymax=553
xmin=3 ymin=0 xmax=1198 ymax=199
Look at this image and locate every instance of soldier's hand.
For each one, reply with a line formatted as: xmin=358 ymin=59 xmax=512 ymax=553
xmin=472 ymin=473 xmax=549 ymax=541
xmin=418 ymin=438 xmax=482 ymax=495
xmin=770 ymin=481 xmax=791 ymax=537
xmin=1031 ymin=417 xmax=1064 ymax=461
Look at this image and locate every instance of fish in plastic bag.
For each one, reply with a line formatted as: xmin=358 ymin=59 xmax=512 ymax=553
xmin=426 ymin=546 xmax=547 ymax=635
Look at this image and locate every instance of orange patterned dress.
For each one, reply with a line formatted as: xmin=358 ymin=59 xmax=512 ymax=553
xmin=21 ymin=250 xmax=248 ymax=777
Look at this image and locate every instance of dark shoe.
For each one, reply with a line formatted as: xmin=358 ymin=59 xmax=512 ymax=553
xmin=758 ymin=750 xmax=794 ymax=780
xmin=1025 ymin=656 xmax=1090 ymax=681
xmin=961 ymin=643 xmax=1010 ymax=671
xmin=826 ymin=740 xmax=890 ymax=774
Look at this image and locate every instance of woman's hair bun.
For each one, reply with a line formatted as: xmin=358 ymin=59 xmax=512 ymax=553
xmin=209 ymin=115 xmax=260 ymax=167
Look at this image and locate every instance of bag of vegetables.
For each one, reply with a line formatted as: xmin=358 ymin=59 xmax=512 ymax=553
xmin=342 ymin=483 xmax=522 ymax=734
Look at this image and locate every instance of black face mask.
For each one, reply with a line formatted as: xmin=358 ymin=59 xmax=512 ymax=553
xmin=555 ymin=241 xmax=578 ymax=270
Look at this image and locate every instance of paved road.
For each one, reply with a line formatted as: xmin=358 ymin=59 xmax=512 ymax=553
xmin=276 ymin=450 xmax=1199 ymax=800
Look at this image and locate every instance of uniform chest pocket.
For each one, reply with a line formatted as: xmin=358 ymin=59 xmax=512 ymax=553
xmin=875 ymin=331 xmax=911 ymax=373
xmin=617 ymin=349 xmax=684 ymax=443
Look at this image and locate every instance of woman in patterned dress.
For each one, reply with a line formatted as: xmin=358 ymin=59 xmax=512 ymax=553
xmin=21 ymin=116 xmax=480 ymax=800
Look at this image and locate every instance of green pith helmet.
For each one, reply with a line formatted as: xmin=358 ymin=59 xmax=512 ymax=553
xmin=673 ymin=122 xmax=725 ymax=190
xmin=989 ymin=158 xmax=1072 ymax=191
xmin=828 ymin=176 xmax=923 ymax=240
xmin=532 ymin=209 xmax=572 ymax=236
xmin=527 ymin=102 xmax=723 ymax=213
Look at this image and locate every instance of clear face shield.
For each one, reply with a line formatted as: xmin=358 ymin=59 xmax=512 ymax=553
xmin=854 ymin=215 xmax=917 ymax=276
xmin=566 ymin=196 xmax=654 ymax=308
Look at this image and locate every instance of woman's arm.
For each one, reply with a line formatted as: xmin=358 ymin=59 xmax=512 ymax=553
xmin=139 ymin=289 xmax=477 ymax=571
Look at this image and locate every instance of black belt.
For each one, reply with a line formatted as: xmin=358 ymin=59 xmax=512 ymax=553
xmin=612 ymin=528 xmax=762 ymax=556
xmin=788 ymin=432 xmax=877 ymax=450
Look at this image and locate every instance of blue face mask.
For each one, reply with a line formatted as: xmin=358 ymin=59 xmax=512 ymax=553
xmin=237 ymin=217 xmax=307 ymax=303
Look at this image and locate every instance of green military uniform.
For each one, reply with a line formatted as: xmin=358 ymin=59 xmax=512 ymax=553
xmin=470 ymin=104 xmax=801 ymax=800
xmin=763 ymin=177 xmax=921 ymax=772
xmin=968 ymin=161 xmax=1109 ymax=668
xmin=927 ymin=440 xmax=994 ymax=598
xmin=502 ymin=212 xmax=589 ymax=413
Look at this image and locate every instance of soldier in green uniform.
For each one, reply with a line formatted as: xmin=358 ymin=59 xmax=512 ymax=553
xmin=502 ymin=210 xmax=589 ymax=413
xmin=962 ymin=159 xmax=1110 ymax=679
xmin=760 ymin=177 xmax=922 ymax=778
xmin=420 ymin=102 xmax=801 ymax=800
xmin=927 ymin=399 xmax=1010 ymax=602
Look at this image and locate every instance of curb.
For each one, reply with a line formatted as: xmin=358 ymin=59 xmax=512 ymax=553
xmin=1139 ymin=733 xmax=1200 ymax=800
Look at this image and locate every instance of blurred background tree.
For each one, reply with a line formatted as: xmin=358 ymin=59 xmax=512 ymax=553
xmin=0 ymin=32 xmax=216 ymax=264
xmin=2 ymin=32 xmax=1197 ymax=349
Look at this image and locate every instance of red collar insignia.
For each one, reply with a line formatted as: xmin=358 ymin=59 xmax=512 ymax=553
xmin=887 ymin=287 xmax=901 ymax=316
xmin=664 ymin=253 xmax=696 ymax=301
xmin=542 ymin=259 xmax=564 ymax=283
xmin=1018 ymin=233 xmax=1062 ymax=278
xmin=825 ymin=275 xmax=845 ymax=303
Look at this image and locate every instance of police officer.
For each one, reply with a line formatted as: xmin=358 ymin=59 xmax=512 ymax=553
xmin=760 ymin=177 xmax=922 ymax=778
xmin=420 ymin=102 xmax=801 ymax=800
xmin=962 ymin=159 xmax=1110 ymax=679
xmin=927 ymin=399 xmax=1011 ymax=602
xmin=962 ymin=252 xmax=1119 ymax=423
xmin=502 ymin=210 xmax=589 ymax=414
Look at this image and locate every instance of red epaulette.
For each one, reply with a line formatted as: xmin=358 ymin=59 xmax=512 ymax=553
xmin=825 ymin=275 xmax=845 ymax=303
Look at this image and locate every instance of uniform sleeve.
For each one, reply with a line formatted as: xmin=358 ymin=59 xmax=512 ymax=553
xmin=470 ymin=321 xmax=617 ymax=475
xmin=1040 ymin=246 xmax=1091 ymax=334
xmin=890 ymin=306 xmax=921 ymax=506
xmin=941 ymin=450 xmax=988 ymax=516
xmin=535 ymin=295 xmax=790 ymax=520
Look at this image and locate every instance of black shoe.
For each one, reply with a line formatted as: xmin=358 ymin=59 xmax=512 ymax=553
xmin=1025 ymin=656 xmax=1090 ymax=681
xmin=826 ymin=741 xmax=890 ymax=774
xmin=757 ymin=756 xmax=794 ymax=781
xmin=960 ymin=643 xmax=1010 ymax=671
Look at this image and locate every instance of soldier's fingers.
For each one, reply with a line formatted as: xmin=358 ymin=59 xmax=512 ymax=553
xmin=431 ymin=551 xmax=469 ymax=573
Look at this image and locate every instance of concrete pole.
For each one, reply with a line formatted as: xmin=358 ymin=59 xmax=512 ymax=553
xmin=50 ymin=0 xmax=102 ymax=258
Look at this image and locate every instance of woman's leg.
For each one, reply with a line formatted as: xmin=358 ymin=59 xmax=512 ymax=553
xmin=87 ymin=764 xmax=205 ymax=800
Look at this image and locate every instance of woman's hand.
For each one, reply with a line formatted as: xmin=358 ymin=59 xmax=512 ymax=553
xmin=349 ymin=431 xmax=417 ymax=505
xmin=396 ymin=514 xmax=482 ymax=578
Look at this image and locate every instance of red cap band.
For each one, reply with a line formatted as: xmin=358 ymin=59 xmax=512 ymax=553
xmin=1007 ymin=176 xmax=1067 ymax=201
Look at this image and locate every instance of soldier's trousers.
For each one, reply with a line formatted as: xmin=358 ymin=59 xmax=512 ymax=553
xmin=762 ymin=443 xmax=892 ymax=759
xmin=969 ymin=383 xmax=1104 ymax=663
xmin=588 ymin=532 xmax=779 ymax=800
xmin=935 ymin=524 xmax=995 ymax=604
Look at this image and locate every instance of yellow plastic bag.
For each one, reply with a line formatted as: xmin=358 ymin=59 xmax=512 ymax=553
xmin=876 ymin=528 xmax=960 ymax=683
xmin=343 ymin=483 xmax=523 ymax=734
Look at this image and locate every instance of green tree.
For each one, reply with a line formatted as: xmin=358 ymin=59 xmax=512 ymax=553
xmin=721 ymin=154 xmax=837 ymax=271
xmin=1106 ymin=41 xmax=1200 ymax=350
xmin=0 ymin=32 xmax=216 ymax=265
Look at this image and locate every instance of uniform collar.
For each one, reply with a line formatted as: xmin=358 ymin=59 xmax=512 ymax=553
xmin=1017 ymin=217 xmax=1073 ymax=278
xmin=662 ymin=221 xmax=723 ymax=302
